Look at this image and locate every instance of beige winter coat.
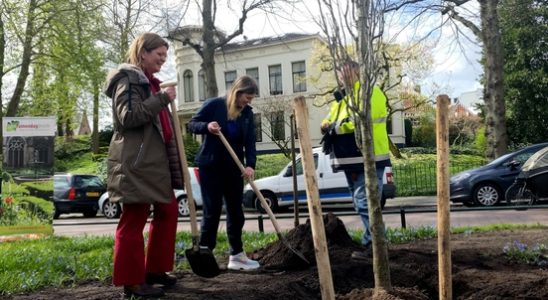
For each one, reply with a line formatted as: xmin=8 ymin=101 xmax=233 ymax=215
xmin=104 ymin=64 xmax=182 ymax=204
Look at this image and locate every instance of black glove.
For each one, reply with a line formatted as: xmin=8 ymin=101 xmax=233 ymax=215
xmin=333 ymin=89 xmax=346 ymax=101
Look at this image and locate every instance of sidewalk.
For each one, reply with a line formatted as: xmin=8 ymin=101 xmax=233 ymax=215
xmin=52 ymin=197 xmax=548 ymax=237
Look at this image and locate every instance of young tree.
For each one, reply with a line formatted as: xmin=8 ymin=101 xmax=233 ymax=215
xmin=314 ymin=0 xmax=393 ymax=294
xmin=256 ymin=96 xmax=295 ymax=158
xmin=308 ymin=40 xmax=435 ymax=158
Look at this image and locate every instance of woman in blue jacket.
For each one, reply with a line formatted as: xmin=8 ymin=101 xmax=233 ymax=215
xmin=188 ymin=75 xmax=259 ymax=270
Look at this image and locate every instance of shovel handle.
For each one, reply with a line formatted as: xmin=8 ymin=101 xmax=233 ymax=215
xmin=169 ymin=101 xmax=199 ymax=238
xmin=217 ymin=132 xmax=284 ymax=235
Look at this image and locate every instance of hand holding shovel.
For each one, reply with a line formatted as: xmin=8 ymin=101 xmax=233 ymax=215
xmin=217 ymin=132 xmax=309 ymax=265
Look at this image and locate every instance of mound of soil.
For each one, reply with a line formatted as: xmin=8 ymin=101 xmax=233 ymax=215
xmin=6 ymin=213 xmax=548 ymax=300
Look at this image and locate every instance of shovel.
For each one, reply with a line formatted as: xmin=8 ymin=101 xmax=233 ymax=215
xmin=166 ymin=87 xmax=220 ymax=278
xmin=217 ymin=132 xmax=309 ymax=265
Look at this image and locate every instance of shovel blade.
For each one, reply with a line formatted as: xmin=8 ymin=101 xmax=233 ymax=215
xmin=185 ymin=246 xmax=220 ymax=278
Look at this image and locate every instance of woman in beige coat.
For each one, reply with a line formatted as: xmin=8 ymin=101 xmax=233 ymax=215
xmin=104 ymin=32 xmax=181 ymax=298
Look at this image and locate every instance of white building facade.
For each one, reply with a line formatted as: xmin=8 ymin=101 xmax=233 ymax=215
xmin=455 ymin=88 xmax=483 ymax=114
xmin=171 ymin=30 xmax=405 ymax=152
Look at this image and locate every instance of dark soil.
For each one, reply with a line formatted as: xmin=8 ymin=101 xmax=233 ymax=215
xmin=6 ymin=213 xmax=548 ymax=300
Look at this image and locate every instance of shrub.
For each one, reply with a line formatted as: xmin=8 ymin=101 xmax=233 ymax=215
xmin=183 ymin=134 xmax=200 ymax=167
xmin=411 ymin=117 xmax=436 ymax=147
xmin=400 ymin=147 xmax=435 ymax=155
xmin=474 ymin=126 xmax=487 ymax=154
xmin=98 ymin=126 xmax=114 ymax=147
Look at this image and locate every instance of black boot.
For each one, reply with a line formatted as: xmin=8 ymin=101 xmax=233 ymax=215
xmin=123 ymin=284 xmax=165 ymax=298
xmin=145 ymin=272 xmax=177 ymax=287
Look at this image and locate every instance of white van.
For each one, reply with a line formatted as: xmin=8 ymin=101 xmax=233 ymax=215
xmin=242 ymin=147 xmax=396 ymax=212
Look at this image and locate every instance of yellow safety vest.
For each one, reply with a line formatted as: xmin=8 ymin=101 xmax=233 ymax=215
xmin=322 ymin=82 xmax=390 ymax=162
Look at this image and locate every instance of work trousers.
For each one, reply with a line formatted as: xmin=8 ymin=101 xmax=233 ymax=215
xmin=344 ymin=167 xmax=384 ymax=246
xmin=198 ymin=163 xmax=245 ymax=255
xmin=112 ymin=194 xmax=178 ymax=286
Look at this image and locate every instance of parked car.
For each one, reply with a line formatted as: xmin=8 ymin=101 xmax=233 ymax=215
xmin=53 ymin=173 xmax=107 ymax=219
xmin=450 ymin=142 xmax=548 ymax=206
xmin=242 ymin=147 xmax=396 ymax=212
xmin=98 ymin=167 xmax=202 ymax=219
xmin=505 ymin=146 xmax=548 ymax=206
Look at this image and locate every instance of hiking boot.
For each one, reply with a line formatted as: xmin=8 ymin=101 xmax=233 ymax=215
xmin=145 ymin=272 xmax=177 ymax=287
xmin=227 ymin=252 xmax=260 ymax=270
xmin=123 ymin=284 xmax=165 ymax=298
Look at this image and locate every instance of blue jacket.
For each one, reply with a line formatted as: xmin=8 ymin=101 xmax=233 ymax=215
xmin=188 ymin=97 xmax=256 ymax=169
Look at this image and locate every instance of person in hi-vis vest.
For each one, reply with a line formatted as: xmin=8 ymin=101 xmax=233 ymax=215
xmin=320 ymin=60 xmax=391 ymax=260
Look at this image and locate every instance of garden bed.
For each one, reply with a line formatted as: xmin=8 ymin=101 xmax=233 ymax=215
xmin=6 ymin=214 xmax=548 ymax=299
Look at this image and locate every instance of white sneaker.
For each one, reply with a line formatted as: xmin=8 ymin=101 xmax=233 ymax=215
xmin=227 ymin=252 xmax=260 ymax=270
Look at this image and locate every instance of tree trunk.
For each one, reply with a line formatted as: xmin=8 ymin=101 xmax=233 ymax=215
xmin=357 ymin=0 xmax=392 ymax=294
xmin=92 ymin=81 xmax=100 ymax=154
xmin=6 ymin=0 xmax=37 ymax=117
xmin=202 ymin=0 xmax=219 ymax=98
xmin=479 ymin=0 xmax=507 ymax=159
xmin=1 ymin=12 xmax=5 ymax=164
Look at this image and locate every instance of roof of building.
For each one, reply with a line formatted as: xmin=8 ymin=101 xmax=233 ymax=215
xmin=449 ymin=102 xmax=478 ymax=118
xmin=219 ymin=32 xmax=322 ymax=52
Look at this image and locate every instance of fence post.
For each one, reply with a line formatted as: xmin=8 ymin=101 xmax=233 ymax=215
xmin=399 ymin=207 xmax=407 ymax=229
xmin=436 ymin=94 xmax=452 ymax=300
xmin=257 ymin=214 xmax=264 ymax=233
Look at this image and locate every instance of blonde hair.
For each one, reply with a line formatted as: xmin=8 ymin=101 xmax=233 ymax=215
xmin=226 ymin=76 xmax=258 ymax=120
xmin=126 ymin=33 xmax=169 ymax=67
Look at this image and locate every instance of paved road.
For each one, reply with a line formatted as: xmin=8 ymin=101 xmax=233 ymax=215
xmin=53 ymin=197 xmax=548 ymax=237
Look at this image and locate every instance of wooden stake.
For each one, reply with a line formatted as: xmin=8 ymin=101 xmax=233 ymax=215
xmin=168 ymin=100 xmax=199 ymax=242
xmin=436 ymin=94 xmax=452 ymax=300
xmin=293 ymin=96 xmax=335 ymax=300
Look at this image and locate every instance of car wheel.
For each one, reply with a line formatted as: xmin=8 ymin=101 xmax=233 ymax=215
xmin=177 ymin=196 xmax=194 ymax=217
xmin=255 ymin=191 xmax=279 ymax=213
xmin=473 ymin=183 xmax=501 ymax=206
xmin=102 ymin=200 xmax=121 ymax=219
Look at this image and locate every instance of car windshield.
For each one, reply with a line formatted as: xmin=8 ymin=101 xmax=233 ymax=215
xmin=486 ymin=146 xmax=543 ymax=166
xmin=54 ymin=176 xmax=70 ymax=188
xmin=285 ymin=154 xmax=319 ymax=177
xmin=486 ymin=153 xmax=513 ymax=166
xmin=74 ymin=176 xmax=104 ymax=188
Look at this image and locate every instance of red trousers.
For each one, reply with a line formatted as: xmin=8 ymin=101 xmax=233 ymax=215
xmin=112 ymin=195 xmax=178 ymax=286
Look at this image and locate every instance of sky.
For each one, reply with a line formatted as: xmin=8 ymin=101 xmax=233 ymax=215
xmin=177 ymin=0 xmax=484 ymax=100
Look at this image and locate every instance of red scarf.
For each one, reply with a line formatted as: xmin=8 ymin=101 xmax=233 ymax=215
xmin=147 ymin=72 xmax=173 ymax=143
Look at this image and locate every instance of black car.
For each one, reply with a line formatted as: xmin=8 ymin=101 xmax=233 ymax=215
xmin=53 ymin=173 xmax=106 ymax=219
xmin=450 ymin=142 xmax=548 ymax=206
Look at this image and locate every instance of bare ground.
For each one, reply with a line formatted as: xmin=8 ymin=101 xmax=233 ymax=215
xmin=6 ymin=213 xmax=548 ymax=300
